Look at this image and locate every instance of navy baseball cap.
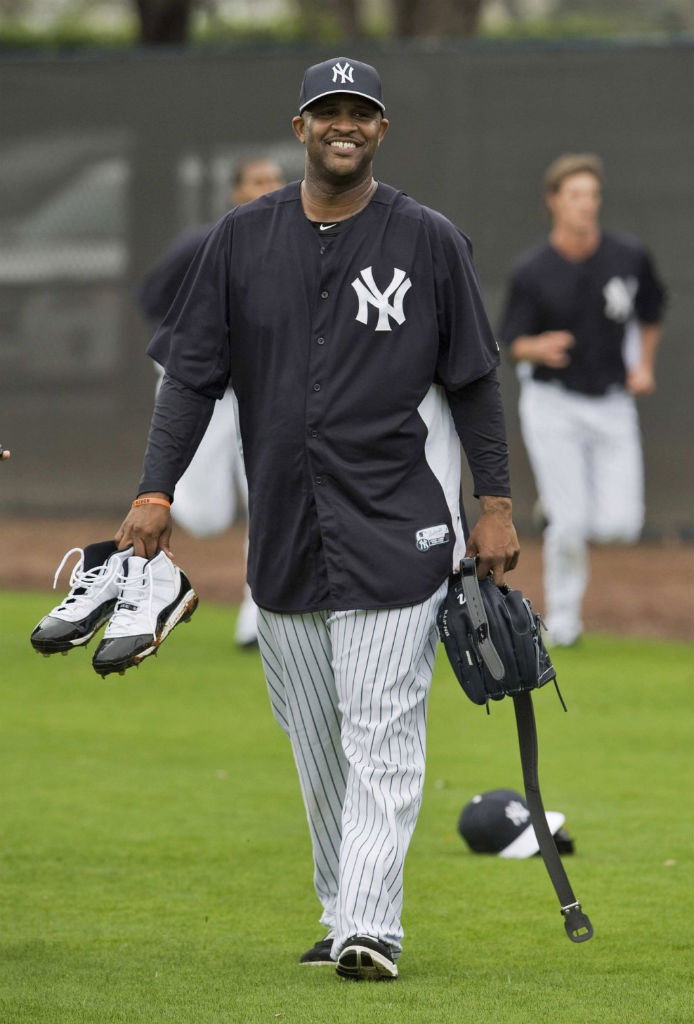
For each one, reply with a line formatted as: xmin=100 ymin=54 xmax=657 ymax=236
xmin=459 ymin=789 xmax=569 ymax=859
xmin=298 ymin=57 xmax=385 ymax=114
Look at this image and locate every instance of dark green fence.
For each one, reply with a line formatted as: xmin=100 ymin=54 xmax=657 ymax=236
xmin=1 ymin=40 xmax=691 ymax=535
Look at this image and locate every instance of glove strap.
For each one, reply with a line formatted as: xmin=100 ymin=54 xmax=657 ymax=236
xmin=513 ymin=691 xmax=594 ymax=943
xmin=459 ymin=558 xmax=505 ymax=681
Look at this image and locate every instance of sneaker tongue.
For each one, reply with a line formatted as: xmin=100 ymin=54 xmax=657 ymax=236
xmin=83 ymin=540 xmax=119 ymax=572
xmin=117 ymin=555 xmax=149 ymax=611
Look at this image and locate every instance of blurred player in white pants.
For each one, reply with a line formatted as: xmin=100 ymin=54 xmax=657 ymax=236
xmin=168 ymin=386 xmax=259 ymax=647
xmin=519 ymin=379 xmax=644 ymax=645
xmin=500 ymin=153 xmax=666 ymax=646
xmin=138 ymin=157 xmax=285 ymax=647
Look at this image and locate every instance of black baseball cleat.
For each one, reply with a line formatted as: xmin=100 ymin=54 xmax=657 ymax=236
xmin=30 ymin=541 xmax=132 ymax=655
xmin=299 ymin=937 xmax=335 ymax=965
xmin=336 ymin=935 xmax=398 ymax=981
xmin=91 ymin=550 xmax=198 ymax=677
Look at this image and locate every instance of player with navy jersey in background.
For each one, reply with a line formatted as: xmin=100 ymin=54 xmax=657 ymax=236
xmin=116 ymin=57 xmax=519 ymax=980
xmin=500 ymin=153 xmax=666 ymax=648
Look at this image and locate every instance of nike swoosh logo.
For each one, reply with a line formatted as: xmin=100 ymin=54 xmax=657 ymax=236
xmin=319 ymin=223 xmax=337 ymax=231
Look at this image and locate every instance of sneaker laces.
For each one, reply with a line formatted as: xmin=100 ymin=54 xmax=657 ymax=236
xmin=52 ymin=547 xmax=116 ymax=613
xmin=108 ymin=561 xmax=155 ymax=633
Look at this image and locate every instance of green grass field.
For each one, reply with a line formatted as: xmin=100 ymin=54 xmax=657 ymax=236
xmin=1 ymin=591 xmax=692 ymax=1024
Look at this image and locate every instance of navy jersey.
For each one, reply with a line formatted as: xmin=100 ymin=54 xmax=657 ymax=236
xmin=148 ymin=181 xmax=503 ymax=613
xmin=499 ymin=231 xmax=666 ymax=396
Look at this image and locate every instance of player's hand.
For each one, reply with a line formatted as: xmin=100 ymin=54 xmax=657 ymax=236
xmin=534 ymin=331 xmax=574 ymax=368
xmin=626 ymin=364 xmax=656 ymax=396
xmin=115 ymin=501 xmax=173 ymax=560
xmin=465 ymin=496 xmax=519 ymax=587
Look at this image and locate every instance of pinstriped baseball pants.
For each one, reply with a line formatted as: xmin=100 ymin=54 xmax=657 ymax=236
xmin=257 ymin=579 xmax=447 ymax=957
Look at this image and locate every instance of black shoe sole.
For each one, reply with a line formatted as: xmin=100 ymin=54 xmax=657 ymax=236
xmin=336 ymin=943 xmax=397 ymax=981
xmin=92 ymin=586 xmax=198 ymax=677
xmin=30 ymin=601 xmax=116 ymax=655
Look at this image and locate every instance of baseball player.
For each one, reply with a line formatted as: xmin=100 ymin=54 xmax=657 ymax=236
xmin=116 ymin=57 xmax=519 ymax=980
xmin=500 ymin=153 xmax=666 ymax=647
xmin=138 ymin=157 xmax=285 ymax=647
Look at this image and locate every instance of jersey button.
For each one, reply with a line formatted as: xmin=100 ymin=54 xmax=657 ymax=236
xmin=310 ymin=429 xmax=319 ymax=438
xmin=315 ymin=475 xmax=324 ymax=485
xmin=321 ymin=290 xmax=329 ymax=299
xmin=313 ymin=383 xmax=321 ymax=391
xmin=316 ymin=337 xmax=325 ymax=345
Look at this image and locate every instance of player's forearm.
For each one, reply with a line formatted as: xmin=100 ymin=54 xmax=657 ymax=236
xmin=446 ymin=371 xmax=511 ymax=498
xmin=638 ymin=323 xmax=662 ymax=372
xmin=509 ymin=335 xmax=543 ymax=363
xmin=479 ymin=494 xmax=513 ymax=516
xmin=509 ymin=331 xmax=573 ymax=368
xmin=138 ymin=374 xmax=215 ymax=499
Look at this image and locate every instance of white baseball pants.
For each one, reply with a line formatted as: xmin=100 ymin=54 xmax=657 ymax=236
xmin=519 ymin=379 xmax=644 ymax=644
xmin=257 ymin=580 xmax=447 ymax=958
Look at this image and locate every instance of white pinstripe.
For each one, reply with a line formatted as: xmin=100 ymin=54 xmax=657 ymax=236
xmin=257 ymin=580 xmax=447 ymax=957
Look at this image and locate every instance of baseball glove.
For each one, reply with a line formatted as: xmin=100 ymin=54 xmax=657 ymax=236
xmin=436 ymin=557 xmax=557 ymax=708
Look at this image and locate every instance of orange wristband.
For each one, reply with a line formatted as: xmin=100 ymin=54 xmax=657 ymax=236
xmin=131 ymin=496 xmax=171 ymax=510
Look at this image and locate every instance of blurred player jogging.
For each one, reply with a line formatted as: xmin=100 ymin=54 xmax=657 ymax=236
xmin=499 ymin=153 xmax=666 ymax=646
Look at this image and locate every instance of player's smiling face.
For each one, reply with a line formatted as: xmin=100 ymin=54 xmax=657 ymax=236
xmin=292 ymin=95 xmax=389 ymax=183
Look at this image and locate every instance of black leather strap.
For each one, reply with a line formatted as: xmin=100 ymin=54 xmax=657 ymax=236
xmin=513 ymin=692 xmax=594 ymax=942
xmin=459 ymin=558 xmax=505 ymax=681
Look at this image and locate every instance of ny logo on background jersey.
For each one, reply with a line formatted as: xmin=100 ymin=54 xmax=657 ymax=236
xmin=351 ymin=266 xmax=412 ymax=332
xmin=603 ymin=275 xmax=637 ymax=323
xmin=332 ymin=61 xmax=354 ymax=84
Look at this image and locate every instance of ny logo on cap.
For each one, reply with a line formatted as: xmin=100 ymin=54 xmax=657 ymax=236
xmin=352 ymin=266 xmax=412 ymax=332
xmin=332 ymin=61 xmax=355 ymax=84
xmin=505 ymin=799 xmax=531 ymax=828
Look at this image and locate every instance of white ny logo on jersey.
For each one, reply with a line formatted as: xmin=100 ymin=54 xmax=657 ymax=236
xmin=351 ymin=266 xmax=412 ymax=332
xmin=332 ymin=61 xmax=354 ymax=84
xmin=603 ymin=275 xmax=637 ymax=323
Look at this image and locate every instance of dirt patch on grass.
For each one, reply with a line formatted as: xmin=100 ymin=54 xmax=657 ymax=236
xmin=2 ymin=516 xmax=691 ymax=642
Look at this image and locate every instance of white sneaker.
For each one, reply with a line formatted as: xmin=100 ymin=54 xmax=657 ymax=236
xmin=30 ymin=541 xmax=132 ymax=655
xmin=92 ymin=550 xmax=198 ymax=677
